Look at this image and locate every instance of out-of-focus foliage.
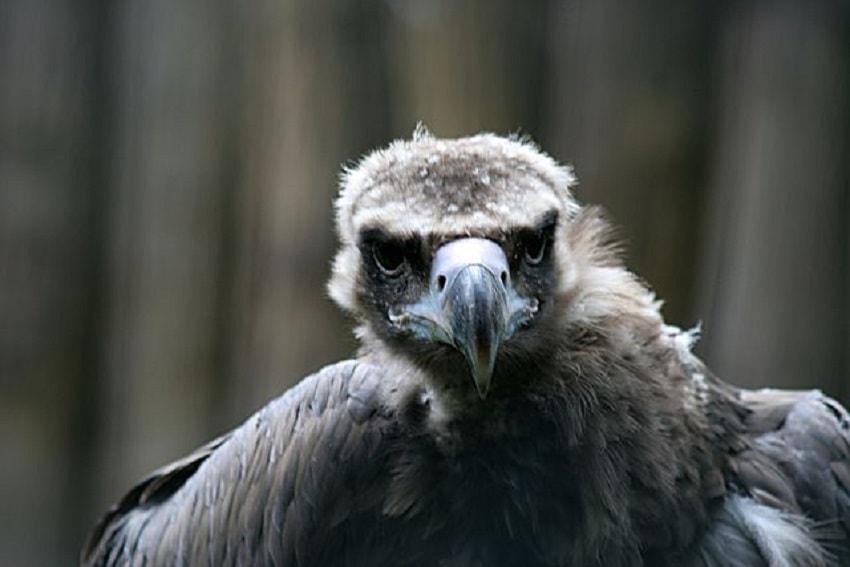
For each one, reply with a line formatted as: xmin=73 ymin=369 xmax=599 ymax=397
xmin=0 ymin=1 xmax=847 ymax=564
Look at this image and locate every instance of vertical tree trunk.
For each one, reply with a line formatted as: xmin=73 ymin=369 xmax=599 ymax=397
xmin=543 ymin=1 xmax=722 ymax=325
xmin=0 ymin=1 xmax=104 ymax=562
xmin=384 ymin=0 xmax=548 ymax=136
xmin=91 ymin=0 xmax=230 ymax=512
xmin=221 ymin=1 xmax=387 ymax=422
xmin=697 ymin=1 xmax=849 ymax=398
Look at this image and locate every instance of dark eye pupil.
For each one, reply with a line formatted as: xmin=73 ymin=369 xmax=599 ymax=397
xmin=524 ymin=234 xmax=548 ymax=265
xmin=373 ymin=242 xmax=407 ymax=275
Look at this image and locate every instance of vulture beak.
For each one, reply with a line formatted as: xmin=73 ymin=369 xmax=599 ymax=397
xmin=393 ymin=237 xmax=538 ymax=399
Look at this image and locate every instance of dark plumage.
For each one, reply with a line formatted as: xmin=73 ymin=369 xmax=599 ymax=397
xmin=82 ymin=129 xmax=850 ymax=566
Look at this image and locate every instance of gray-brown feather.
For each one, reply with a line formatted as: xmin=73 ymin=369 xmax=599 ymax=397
xmin=82 ymin=361 xmax=396 ymax=566
xmin=726 ymin=388 xmax=850 ymax=562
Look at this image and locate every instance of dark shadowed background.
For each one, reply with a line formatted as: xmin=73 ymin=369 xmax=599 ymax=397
xmin=1 ymin=1 xmax=848 ymax=564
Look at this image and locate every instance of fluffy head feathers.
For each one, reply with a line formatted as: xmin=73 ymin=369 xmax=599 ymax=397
xmin=329 ymin=131 xmax=578 ymax=315
xmin=329 ymin=129 xmax=660 ymax=339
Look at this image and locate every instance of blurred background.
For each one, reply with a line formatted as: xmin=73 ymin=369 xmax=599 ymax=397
xmin=1 ymin=1 xmax=848 ymax=564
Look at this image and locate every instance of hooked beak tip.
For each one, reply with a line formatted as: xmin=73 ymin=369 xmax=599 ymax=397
xmin=473 ymin=375 xmax=491 ymax=400
xmin=468 ymin=344 xmax=495 ymax=400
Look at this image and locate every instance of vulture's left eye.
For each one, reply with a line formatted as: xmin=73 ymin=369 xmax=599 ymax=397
xmin=523 ymin=232 xmax=550 ymax=266
xmin=372 ymin=241 xmax=408 ymax=276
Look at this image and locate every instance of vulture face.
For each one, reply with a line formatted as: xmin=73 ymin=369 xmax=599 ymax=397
xmin=329 ymin=129 xmax=579 ymax=399
xmin=359 ymin=215 xmax=554 ymax=398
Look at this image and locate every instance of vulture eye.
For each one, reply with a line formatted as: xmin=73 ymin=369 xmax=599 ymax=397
xmin=372 ymin=240 xmax=408 ymax=276
xmin=523 ymin=232 xmax=549 ymax=266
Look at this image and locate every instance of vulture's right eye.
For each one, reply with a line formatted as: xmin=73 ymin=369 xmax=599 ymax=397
xmin=358 ymin=228 xmax=422 ymax=280
xmin=371 ymin=240 xmax=408 ymax=276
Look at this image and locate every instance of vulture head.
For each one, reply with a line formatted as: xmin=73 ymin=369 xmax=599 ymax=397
xmin=328 ymin=127 xmax=652 ymax=407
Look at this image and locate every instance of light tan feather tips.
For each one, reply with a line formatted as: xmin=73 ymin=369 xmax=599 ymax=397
xmin=328 ymin=131 xmax=577 ymax=314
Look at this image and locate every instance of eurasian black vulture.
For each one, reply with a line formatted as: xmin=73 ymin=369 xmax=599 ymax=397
xmin=82 ymin=129 xmax=850 ymax=566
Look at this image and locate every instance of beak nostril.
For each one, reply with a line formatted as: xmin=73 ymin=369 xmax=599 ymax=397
xmin=500 ymin=271 xmax=508 ymax=286
xmin=436 ymin=274 xmax=447 ymax=292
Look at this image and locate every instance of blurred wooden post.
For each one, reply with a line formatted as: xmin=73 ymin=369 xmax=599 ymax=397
xmin=697 ymin=2 xmax=849 ymax=398
xmin=543 ymin=1 xmax=722 ymax=325
xmin=92 ymin=0 xmax=230 ymax=510
xmin=384 ymin=0 xmax=547 ymax=136
xmin=221 ymin=1 xmax=381 ymax=422
xmin=0 ymin=1 xmax=104 ymax=563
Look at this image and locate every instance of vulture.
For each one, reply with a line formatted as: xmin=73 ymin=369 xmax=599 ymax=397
xmin=82 ymin=129 xmax=850 ymax=566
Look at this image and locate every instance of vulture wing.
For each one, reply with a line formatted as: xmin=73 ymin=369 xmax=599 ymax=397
xmin=729 ymin=388 xmax=850 ymax=561
xmin=81 ymin=360 xmax=395 ymax=567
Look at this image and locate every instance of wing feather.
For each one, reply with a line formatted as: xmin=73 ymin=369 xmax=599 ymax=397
xmin=81 ymin=360 xmax=392 ymax=566
xmin=732 ymin=389 xmax=850 ymax=560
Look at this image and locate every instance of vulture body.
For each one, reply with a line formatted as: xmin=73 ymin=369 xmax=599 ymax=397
xmin=83 ymin=130 xmax=850 ymax=566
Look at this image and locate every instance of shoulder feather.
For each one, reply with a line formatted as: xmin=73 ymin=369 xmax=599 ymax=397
xmin=726 ymin=388 xmax=850 ymax=562
xmin=81 ymin=360 xmax=391 ymax=566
